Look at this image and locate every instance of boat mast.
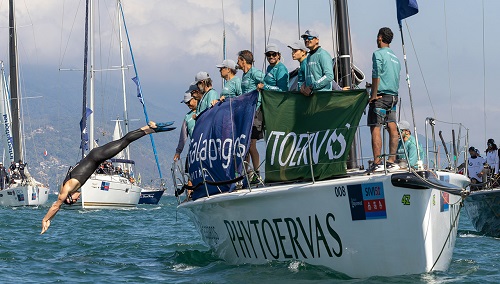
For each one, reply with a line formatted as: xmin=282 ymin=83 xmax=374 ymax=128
xmin=335 ymin=0 xmax=358 ymax=169
xmin=335 ymin=0 xmax=352 ymax=88
xmin=117 ymin=0 xmax=130 ymax=162
xmin=89 ymin=0 xmax=95 ymax=152
xmin=8 ymin=0 xmax=23 ymax=162
xmin=81 ymin=0 xmax=90 ymax=158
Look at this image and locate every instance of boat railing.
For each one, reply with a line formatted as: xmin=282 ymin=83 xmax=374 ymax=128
xmin=424 ymin=117 xmax=469 ymax=173
xmin=171 ymin=159 xmax=190 ymax=204
xmin=171 ymin=122 xmax=403 ymax=203
xmin=172 ymin=118 xmax=471 ymax=203
xmin=93 ymin=171 xmax=135 ymax=185
xmin=138 ymin=177 xmax=166 ymax=191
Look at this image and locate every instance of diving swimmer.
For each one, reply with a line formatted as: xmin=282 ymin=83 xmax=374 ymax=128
xmin=41 ymin=121 xmax=175 ymax=234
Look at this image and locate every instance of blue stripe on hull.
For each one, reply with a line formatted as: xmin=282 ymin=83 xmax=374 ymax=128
xmin=138 ymin=190 xmax=165 ymax=204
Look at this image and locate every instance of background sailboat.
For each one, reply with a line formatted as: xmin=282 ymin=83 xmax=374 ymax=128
xmin=0 ymin=0 xmax=48 ymax=206
xmin=72 ymin=0 xmax=145 ymax=209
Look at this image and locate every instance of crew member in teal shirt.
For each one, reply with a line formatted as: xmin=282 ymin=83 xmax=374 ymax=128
xmin=300 ymin=30 xmax=334 ymax=96
xmin=257 ymin=43 xmax=289 ymax=92
xmin=192 ymin=71 xmax=219 ymax=119
xmin=237 ymin=50 xmax=265 ymax=183
xmin=238 ymin=50 xmax=265 ymax=94
xmin=367 ymin=27 xmax=402 ymax=173
xmin=174 ymin=91 xmax=198 ymax=162
xmin=215 ymin=59 xmax=242 ymax=102
xmin=396 ymin=120 xmax=423 ymax=169
xmin=287 ymin=41 xmax=308 ymax=91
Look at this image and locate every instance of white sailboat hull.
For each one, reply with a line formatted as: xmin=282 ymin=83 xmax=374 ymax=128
xmin=179 ymin=171 xmax=467 ymax=278
xmin=76 ymin=174 xmax=141 ymax=209
xmin=0 ymin=180 xmax=49 ymax=206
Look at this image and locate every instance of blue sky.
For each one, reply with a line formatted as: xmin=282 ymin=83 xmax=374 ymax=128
xmin=0 ymin=0 xmax=498 ymax=166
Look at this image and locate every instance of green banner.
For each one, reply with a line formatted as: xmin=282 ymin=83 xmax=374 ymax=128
xmin=261 ymin=89 xmax=368 ymax=182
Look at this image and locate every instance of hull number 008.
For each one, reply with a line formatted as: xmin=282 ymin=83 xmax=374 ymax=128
xmin=334 ymin=186 xmax=346 ymax=197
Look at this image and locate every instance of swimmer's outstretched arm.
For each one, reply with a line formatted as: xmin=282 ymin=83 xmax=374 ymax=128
xmin=41 ymin=179 xmax=80 ymax=234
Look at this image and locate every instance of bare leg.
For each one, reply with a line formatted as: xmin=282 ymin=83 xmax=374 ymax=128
xmin=387 ymin=122 xmax=399 ymax=163
xmin=371 ymin=125 xmax=382 ymax=164
xmin=249 ymin=139 xmax=260 ymax=172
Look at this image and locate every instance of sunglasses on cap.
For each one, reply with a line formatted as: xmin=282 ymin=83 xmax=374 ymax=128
xmin=265 ymin=52 xmax=278 ymax=57
xmin=302 ymin=36 xmax=316 ymax=41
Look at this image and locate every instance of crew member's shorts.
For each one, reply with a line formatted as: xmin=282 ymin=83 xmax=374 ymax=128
xmin=367 ymin=94 xmax=397 ymax=126
xmin=251 ymin=107 xmax=264 ymax=140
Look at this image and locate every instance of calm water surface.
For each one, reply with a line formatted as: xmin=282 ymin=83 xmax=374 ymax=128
xmin=0 ymin=195 xmax=498 ymax=283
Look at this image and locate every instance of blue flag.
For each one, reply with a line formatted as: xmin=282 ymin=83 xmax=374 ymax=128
xmin=131 ymin=76 xmax=144 ymax=105
xmin=397 ymin=0 xmax=419 ymax=26
xmin=80 ymin=107 xmax=93 ymax=150
xmin=188 ymin=91 xmax=258 ymax=200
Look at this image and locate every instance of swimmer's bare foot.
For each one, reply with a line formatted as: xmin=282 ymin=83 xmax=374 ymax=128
xmin=144 ymin=121 xmax=176 ymax=134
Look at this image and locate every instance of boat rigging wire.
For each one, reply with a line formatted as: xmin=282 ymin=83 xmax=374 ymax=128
xmin=266 ymin=0 xmax=277 ymax=44
xmin=221 ymin=0 xmax=226 ymax=87
xmin=429 ymin=196 xmax=463 ymax=272
xmin=404 ymin=22 xmax=436 ymax=118
xmin=221 ymin=0 xmax=226 ymax=61
xmin=482 ymin=0 xmax=486 ymax=144
xmin=251 ymin=0 xmax=254 ymax=54
xmin=263 ymin=0 xmax=266 ymax=47
xmin=261 ymin=0 xmax=278 ymax=72
xmin=328 ymin=0 xmax=338 ymax=80
xmin=443 ymin=0 xmax=454 ymax=124
xmin=119 ymin=1 xmax=163 ymax=178
xmin=398 ymin=21 xmax=423 ymax=166
xmin=296 ymin=0 xmax=300 ymax=39
xmin=58 ymin=0 xmax=84 ymax=68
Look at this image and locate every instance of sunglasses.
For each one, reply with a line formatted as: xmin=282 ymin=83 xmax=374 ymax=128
xmin=265 ymin=52 xmax=278 ymax=57
xmin=303 ymin=36 xmax=316 ymax=41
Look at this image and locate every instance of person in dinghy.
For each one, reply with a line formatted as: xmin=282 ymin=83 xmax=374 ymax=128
xmin=41 ymin=121 xmax=175 ymax=234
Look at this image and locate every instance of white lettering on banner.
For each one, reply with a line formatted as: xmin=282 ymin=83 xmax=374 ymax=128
xmin=326 ymin=130 xmax=346 ymax=159
xmin=267 ymin=127 xmax=348 ymax=167
xmin=189 ymin=134 xmax=247 ymax=170
xmin=267 ymin=131 xmax=285 ymax=166
xmin=3 ymin=114 xmax=14 ymax=160
xmin=289 ymin=133 xmax=310 ymax=167
xmin=279 ymin=133 xmax=296 ymax=166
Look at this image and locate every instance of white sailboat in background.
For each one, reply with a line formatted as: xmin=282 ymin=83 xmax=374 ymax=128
xmin=72 ymin=0 xmax=142 ymax=209
xmin=0 ymin=0 xmax=48 ymax=207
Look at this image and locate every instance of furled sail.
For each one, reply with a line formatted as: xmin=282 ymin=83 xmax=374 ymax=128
xmin=0 ymin=64 xmax=14 ymax=163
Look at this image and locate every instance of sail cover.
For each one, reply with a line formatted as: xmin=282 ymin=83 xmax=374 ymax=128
xmin=261 ymin=89 xmax=368 ymax=182
xmin=188 ymin=91 xmax=258 ymax=200
xmin=0 ymin=69 xmax=14 ymax=163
